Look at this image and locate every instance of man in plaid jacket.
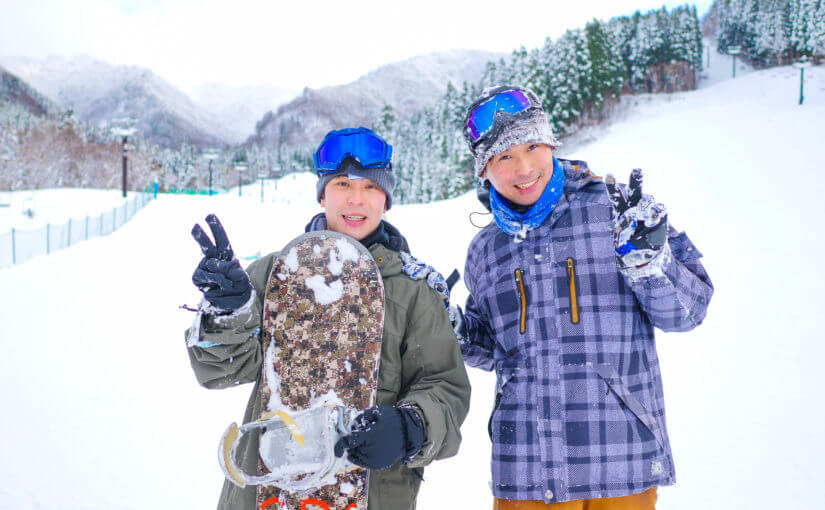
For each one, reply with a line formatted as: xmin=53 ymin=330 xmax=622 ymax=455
xmin=452 ymin=86 xmax=713 ymax=509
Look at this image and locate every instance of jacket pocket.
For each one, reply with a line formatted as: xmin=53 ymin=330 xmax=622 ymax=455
xmin=566 ymin=258 xmax=580 ymax=324
xmin=593 ymin=365 xmax=665 ymax=449
xmin=514 ymin=269 xmax=527 ymax=334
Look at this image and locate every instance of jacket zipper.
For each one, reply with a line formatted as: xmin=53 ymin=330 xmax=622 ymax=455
xmin=514 ymin=269 xmax=527 ymax=334
xmin=567 ymin=258 xmax=580 ymax=324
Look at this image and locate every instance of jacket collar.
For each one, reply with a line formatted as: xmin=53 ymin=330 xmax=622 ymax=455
xmin=304 ymin=213 xmax=411 ymax=253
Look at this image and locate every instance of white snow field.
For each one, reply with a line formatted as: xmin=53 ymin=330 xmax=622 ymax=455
xmin=1 ymin=64 xmax=824 ymax=510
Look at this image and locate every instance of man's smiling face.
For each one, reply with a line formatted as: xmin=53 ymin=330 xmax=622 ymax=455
xmin=320 ymin=175 xmax=386 ymax=240
xmin=483 ymin=142 xmax=554 ymax=207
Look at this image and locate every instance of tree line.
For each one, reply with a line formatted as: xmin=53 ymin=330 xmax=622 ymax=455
xmin=714 ymin=0 xmax=825 ymax=66
xmin=375 ymin=5 xmax=705 ymax=204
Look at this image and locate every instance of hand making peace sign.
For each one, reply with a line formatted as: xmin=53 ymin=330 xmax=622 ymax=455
xmin=604 ymin=169 xmax=669 ymax=270
xmin=191 ymin=214 xmax=252 ymax=313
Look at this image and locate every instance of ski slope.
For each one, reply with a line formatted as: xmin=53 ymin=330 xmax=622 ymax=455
xmin=1 ymin=63 xmax=824 ymax=510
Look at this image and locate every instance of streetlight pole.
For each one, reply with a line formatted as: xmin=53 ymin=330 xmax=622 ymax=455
xmin=793 ymin=58 xmax=812 ymax=105
xmin=121 ymin=136 xmax=128 ymax=198
xmin=208 ymin=159 xmax=213 ymax=195
xmin=236 ymin=164 xmax=247 ymax=197
xmin=111 ymin=119 xmax=136 ymax=198
xmin=728 ymin=45 xmax=741 ymax=79
xmin=203 ymin=150 xmax=219 ymax=196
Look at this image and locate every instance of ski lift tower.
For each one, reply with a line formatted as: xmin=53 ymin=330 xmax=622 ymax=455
xmin=203 ymin=149 xmax=220 ymax=195
xmin=111 ymin=118 xmax=137 ymax=198
xmin=727 ymin=45 xmax=741 ymax=79
xmin=792 ymin=57 xmax=813 ymax=105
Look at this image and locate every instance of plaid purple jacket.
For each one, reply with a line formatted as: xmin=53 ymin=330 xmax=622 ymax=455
xmin=461 ymin=159 xmax=713 ymax=503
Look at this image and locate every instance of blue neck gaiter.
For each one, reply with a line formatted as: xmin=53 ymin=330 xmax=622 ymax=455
xmin=490 ymin=157 xmax=566 ymax=238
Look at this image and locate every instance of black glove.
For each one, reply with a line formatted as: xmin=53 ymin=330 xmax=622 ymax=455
xmin=605 ymin=169 xmax=668 ymax=269
xmin=191 ymin=214 xmax=252 ymax=313
xmin=334 ymin=405 xmax=426 ymax=470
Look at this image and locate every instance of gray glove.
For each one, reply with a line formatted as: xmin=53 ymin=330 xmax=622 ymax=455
xmin=447 ymin=304 xmax=468 ymax=344
xmin=605 ymin=169 xmax=668 ymax=270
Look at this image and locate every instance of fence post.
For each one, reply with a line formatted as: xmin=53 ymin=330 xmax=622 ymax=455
xmin=86 ymin=216 xmax=89 ymax=240
xmin=11 ymin=228 xmax=15 ymax=265
xmin=67 ymin=218 xmax=72 ymax=247
xmin=112 ymin=207 xmax=116 ymax=232
xmin=99 ymin=213 xmax=103 ymax=236
xmin=46 ymin=223 xmax=50 ymax=254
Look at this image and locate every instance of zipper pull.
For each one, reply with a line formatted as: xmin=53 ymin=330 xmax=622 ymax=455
xmin=567 ymin=258 xmax=580 ymax=324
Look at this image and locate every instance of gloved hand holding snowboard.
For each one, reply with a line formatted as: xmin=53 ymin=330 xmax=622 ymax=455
xmin=334 ymin=405 xmax=426 ymax=470
xmin=605 ymin=169 xmax=669 ymax=271
xmin=191 ymin=214 xmax=252 ymax=314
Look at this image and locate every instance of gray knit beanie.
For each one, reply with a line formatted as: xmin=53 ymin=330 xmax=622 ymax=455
xmin=465 ymin=85 xmax=562 ymax=177
xmin=474 ymin=109 xmax=561 ymax=177
xmin=316 ymin=158 xmax=396 ymax=210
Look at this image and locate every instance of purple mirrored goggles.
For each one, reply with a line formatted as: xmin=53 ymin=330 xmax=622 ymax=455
xmin=463 ymin=87 xmax=543 ymax=153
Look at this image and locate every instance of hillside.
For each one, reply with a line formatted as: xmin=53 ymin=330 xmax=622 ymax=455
xmin=0 ymin=65 xmax=60 ymax=117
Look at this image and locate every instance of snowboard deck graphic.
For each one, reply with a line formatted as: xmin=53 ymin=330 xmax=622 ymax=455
xmin=258 ymin=231 xmax=384 ymax=510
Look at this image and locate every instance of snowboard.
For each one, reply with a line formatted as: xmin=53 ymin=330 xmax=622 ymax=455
xmin=219 ymin=230 xmax=384 ymax=510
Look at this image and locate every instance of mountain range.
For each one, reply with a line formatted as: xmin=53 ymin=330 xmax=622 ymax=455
xmin=248 ymin=50 xmax=500 ymax=149
xmin=1 ymin=55 xmax=238 ymax=148
xmin=0 ymin=50 xmax=499 ymax=151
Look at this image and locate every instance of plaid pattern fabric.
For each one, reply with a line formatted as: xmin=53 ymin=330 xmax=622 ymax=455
xmin=461 ymin=159 xmax=713 ymax=503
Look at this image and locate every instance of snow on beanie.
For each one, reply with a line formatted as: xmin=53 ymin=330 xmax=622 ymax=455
xmin=316 ymin=158 xmax=396 ymax=210
xmin=474 ymin=109 xmax=562 ymax=177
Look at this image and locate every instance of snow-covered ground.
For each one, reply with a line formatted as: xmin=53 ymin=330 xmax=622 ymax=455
xmin=1 ymin=63 xmax=824 ymax=510
xmin=0 ymin=188 xmax=141 ymax=233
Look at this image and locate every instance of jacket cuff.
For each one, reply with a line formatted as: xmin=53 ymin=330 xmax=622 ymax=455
xmin=185 ymin=293 xmax=258 ymax=348
xmin=396 ymin=397 xmax=442 ymax=468
xmin=619 ymin=240 xmax=672 ymax=284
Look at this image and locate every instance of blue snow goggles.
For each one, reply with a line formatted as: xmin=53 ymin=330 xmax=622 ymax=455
xmin=313 ymin=127 xmax=393 ymax=175
xmin=463 ymin=87 xmax=543 ymax=152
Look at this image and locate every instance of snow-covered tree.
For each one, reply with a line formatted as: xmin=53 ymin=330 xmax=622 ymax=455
xmin=790 ymin=0 xmax=820 ymax=55
xmin=585 ymin=18 xmax=625 ymax=116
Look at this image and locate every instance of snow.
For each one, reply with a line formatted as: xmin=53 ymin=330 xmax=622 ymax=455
xmin=327 ymin=238 xmax=360 ymax=276
xmin=1 ymin=63 xmax=824 ymax=510
xmin=304 ymin=274 xmax=344 ymax=305
xmin=264 ymin=342 xmax=284 ymax=412
xmin=283 ymin=248 xmax=299 ymax=273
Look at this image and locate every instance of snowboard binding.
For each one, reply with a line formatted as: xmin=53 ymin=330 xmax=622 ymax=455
xmin=219 ymin=405 xmax=358 ymax=493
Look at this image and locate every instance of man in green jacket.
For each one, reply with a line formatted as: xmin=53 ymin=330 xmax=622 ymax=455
xmin=185 ymin=127 xmax=471 ymax=510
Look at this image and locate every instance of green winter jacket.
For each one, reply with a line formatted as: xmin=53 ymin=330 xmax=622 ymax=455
xmin=185 ymin=242 xmax=471 ymax=510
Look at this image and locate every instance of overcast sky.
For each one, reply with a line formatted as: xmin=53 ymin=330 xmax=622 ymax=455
xmin=2 ymin=0 xmax=713 ymax=97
